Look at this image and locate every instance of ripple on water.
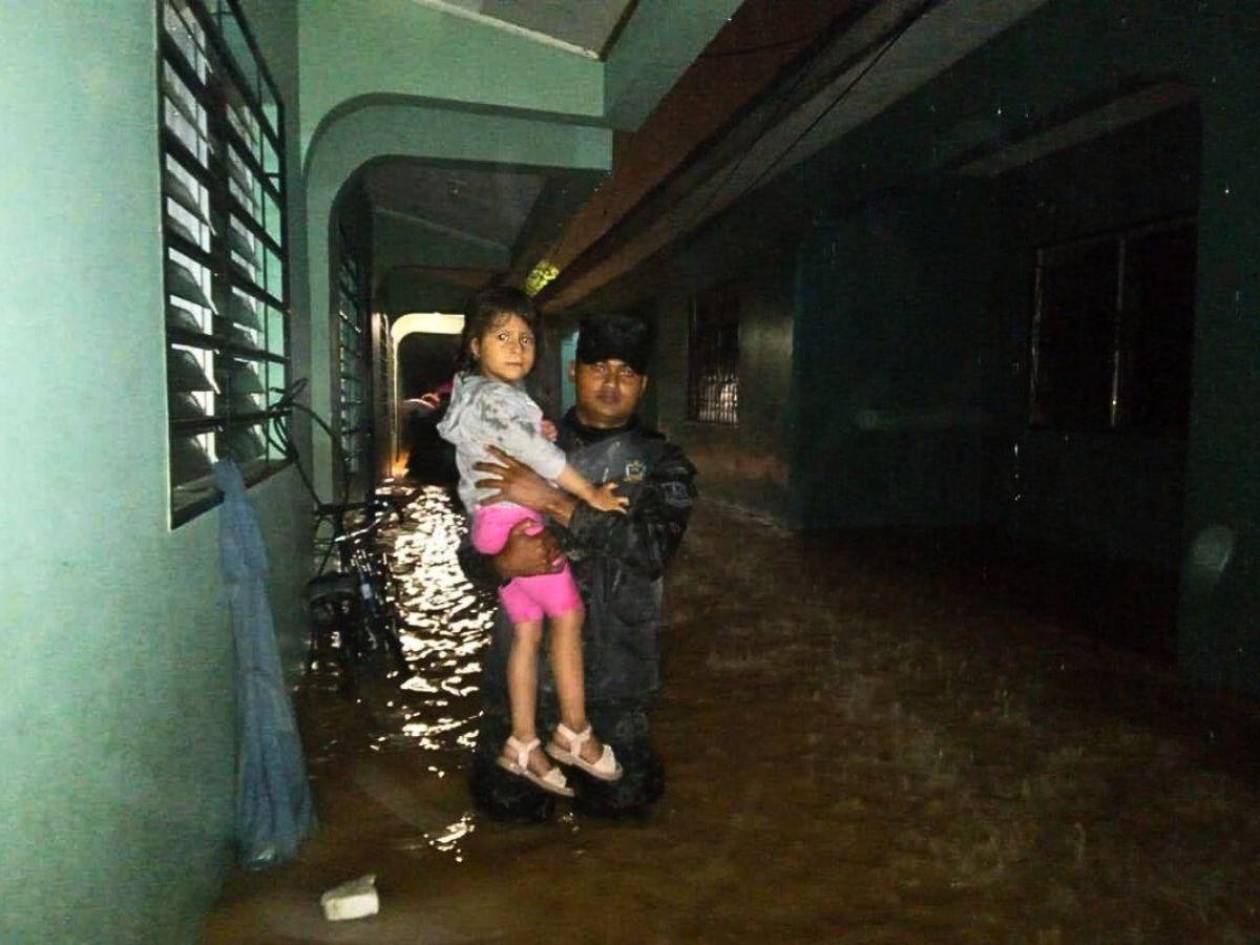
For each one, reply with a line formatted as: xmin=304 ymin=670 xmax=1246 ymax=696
xmin=305 ymin=486 xmax=495 ymax=814
xmin=386 ymin=487 xmax=495 ymax=759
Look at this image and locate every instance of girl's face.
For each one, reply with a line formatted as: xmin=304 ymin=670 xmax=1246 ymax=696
xmin=471 ymin=312 xmax=535 ymax=383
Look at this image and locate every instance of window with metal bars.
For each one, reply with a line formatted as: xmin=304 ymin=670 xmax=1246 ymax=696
xmin=159 ymin=0 xmax=290 ymax=525
xmin=1030 ymin=218 xmax=1196 ymax=438
xmin=687 ymin=285 xmax=740 ymax=425
xmin=336 ymin=233 xmax=371 ymax=492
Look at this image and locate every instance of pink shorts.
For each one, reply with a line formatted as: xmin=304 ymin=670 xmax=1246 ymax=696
xmin=471 ymin=504 xmax=583 ymax=624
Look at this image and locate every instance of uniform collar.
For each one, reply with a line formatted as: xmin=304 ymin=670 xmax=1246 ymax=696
xmin=562 ymin=407 xmax=639 ymax=443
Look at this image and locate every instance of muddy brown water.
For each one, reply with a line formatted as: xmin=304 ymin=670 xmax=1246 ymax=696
xmin=203 ymin=488 xmax=1260 ymax=944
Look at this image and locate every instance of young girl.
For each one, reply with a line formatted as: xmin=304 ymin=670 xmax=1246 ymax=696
xmin=438 ymin=287 xmax=624 ymax=797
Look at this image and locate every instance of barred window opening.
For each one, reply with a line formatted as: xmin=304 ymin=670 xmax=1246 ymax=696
xmin=1030 ymin=217 xmax=1196 ymax=439
xmin=159 ymin=0 xmax=290 ymax=525
xmin=336 ymin=233 xmax=371 ymax=494
xmin=687 ymin=285 xmax=739 ymax=425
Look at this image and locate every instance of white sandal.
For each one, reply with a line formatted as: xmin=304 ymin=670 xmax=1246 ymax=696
xmin=546 ymin=724 xmax=623 ymax=781
xmin=497 ymin=736 xmax=574 ymax=797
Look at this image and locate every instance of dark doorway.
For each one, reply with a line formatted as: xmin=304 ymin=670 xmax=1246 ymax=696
xmin=397 ymin=331 xmax=461 ymax=483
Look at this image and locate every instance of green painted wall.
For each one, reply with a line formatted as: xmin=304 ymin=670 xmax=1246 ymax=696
xmin=0 ymin=3 xmax=311 ymax=943
xmin=777 ymin=0 xmax=1260 ymax=692
xmin=792 ymin=104 xmax=1200 ymax=542
xmin=793 ymin=181 xmax=1005 ymax=528
xmin=654 ymin=262 xmax=796 ymax=520
xmin=1176 ymin=16 xmax=1260 ymax=692
xmin=995 ymin=106 xmax=1201 ymax=565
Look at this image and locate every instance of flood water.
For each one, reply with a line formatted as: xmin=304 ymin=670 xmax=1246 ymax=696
xmin=203 ymin=490 xmax=1260 ymax=944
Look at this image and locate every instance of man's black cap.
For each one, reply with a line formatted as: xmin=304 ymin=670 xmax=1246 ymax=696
xmin=576 ymin=313 xmax=652 ymax=374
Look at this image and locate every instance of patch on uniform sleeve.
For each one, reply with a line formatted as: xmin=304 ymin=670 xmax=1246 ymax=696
xmin=624 ymin=459 xmax=647 ymax=483
xmin=660 ymin=481 xmax=692 ymax=507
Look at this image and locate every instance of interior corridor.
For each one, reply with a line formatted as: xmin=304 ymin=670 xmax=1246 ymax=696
xmin=202 ymin=492 xmax=1260 ymax=945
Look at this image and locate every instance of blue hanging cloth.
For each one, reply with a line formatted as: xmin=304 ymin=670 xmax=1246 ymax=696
xmin=213 ymin=459 xmax=314 ymax=868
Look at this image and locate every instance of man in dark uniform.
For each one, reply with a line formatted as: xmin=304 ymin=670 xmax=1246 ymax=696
xmin=460 ymin=312 xmax=696 ymax=818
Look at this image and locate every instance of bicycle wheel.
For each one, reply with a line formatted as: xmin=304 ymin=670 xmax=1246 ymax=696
xmin=307 ymin=583 xmax=362 ymax=687
xmin=355 ymin=553 xmax=409 ymax=675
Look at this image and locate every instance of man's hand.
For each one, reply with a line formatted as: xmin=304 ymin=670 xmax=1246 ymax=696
xmin=492 ymin=519 xmax=564 ymax=580
xmin=540 ymin=419 xmax=558 ymax=442
xmin=586 ymin=480 xmax=629 ymax=514
xmin=475 ymin=445 xmax=579 ymax=525
xmin=475 ymin=445 xmax=560 ymax=509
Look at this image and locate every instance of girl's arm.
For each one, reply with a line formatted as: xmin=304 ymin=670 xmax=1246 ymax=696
xmin=470 ymin=386 xmax=625 ymax=514
xmin=563 ymin=442 xmax=696 ymax=579
xmin=554 ymin=463 xmax=628 ymax=514
xmin=472 ymin=442 xmax=696 ymax=579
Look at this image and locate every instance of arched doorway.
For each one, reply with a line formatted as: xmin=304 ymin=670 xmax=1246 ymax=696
xmin=390 ymin=312 xmax=464 ymax=478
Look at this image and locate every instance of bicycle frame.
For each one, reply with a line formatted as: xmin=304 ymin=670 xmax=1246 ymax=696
xmin=266 ymin=379 xmax=410 ymax=680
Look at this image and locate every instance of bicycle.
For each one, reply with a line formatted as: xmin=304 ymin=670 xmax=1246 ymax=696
xmin=305 ymin=501 xmax=410 ymax=681
xmin=266 ymin=380 xmax=411 ymax=683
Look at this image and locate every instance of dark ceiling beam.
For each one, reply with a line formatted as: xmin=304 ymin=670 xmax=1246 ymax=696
xmin=535 ymin=0 xmax=872 ymax=288
xmin=541 ymin=0 xmax=1059 ymax=312
xmin=603 ymin=0 xmax=745 ymax=129
xmin=955 ymin=82 xmax=1198 ymax=178
xmin=537 ymin=0 xmax=899 ymax=311
xmin=505 ymin=170 xmax=608 ymax=289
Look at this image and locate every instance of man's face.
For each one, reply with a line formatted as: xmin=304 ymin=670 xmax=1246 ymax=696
xmin=570 ymin=358 xmax=648 ymax=429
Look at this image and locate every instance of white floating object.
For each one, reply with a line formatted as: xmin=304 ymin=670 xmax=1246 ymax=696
xmin=320 ymin=873 xmax=379 ymax=922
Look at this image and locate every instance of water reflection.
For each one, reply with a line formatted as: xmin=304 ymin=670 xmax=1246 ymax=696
xmin=425 ymin=811 xmax=477 ymax=863
xmin=382 ymin=487 xmax=490 ymax=863
xmin=383 ymin=485 xmax=494 ymax=760
xmin=302 ymin=485 xmax=494 ymax=858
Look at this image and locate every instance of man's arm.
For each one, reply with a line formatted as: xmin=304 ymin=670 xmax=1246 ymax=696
xmin=473 ymin=440 xmax=696 ymax=579
xmin=456 ymin=537 xmax=501 ymax=591
xmin=456 ymin=518 xmax=564 ymax=591
xmin=474 ymin=446 xmax=580 ymax=525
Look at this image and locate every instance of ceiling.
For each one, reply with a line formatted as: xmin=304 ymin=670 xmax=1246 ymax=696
xmin=370 ymin=0 xmax=852 ymax=315
xmin=408 ymin=0 xmax=636 ymax=58
xmin=364 ymin=162 xmax=545 ymax=251
xmin=363 ymin=0 xmax=1191 ymax=320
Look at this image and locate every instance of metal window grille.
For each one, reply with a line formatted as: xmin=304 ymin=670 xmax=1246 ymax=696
xmin=336 ymin=234 xmax=371 ymax=494
xmin=687 ymin=286 xmax=739 ymax=425
xmin=159 ymin=0 xmax=290 ymax=525
xmin=1030 ymin=217 xmax=1196 ymax=438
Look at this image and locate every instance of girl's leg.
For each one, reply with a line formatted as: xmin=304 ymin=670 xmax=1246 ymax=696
xmin=503 ymin=619 xmax=559 ymax=777
xmin=518 ymin=566 xmax=612 ymax=769
xmin=547 ymin=607 xmax=610 ymax=767
xmin=506 ymin=618 xmax=543 ymax=744
xmin=470 ymin=504 xmax=533 ymax=555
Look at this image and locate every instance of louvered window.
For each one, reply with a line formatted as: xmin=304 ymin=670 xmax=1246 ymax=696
xmin=159 ymin=0 xmax=290 ymax=525
xmin=336 ymin=235 xmax=370 ymax=492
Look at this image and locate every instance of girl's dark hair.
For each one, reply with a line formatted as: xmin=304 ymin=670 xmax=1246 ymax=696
xmin=454 ymin=286 xmax=540 ymax=374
